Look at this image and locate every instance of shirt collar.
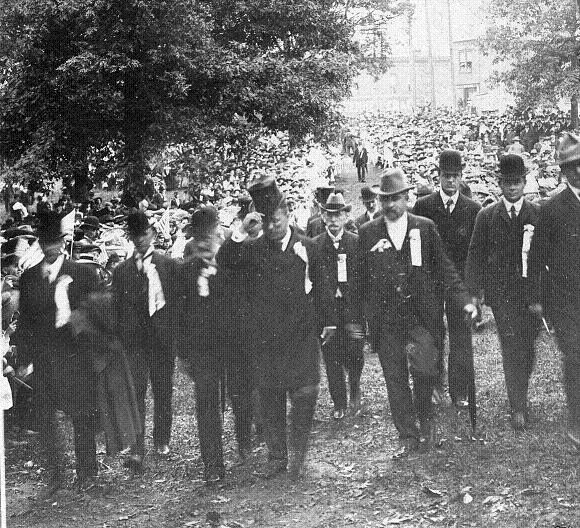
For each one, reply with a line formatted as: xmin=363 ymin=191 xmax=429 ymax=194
xmin=502 ymin=196 xmax=524 ymax=215
xmin=42 ymin=254 xmax=65 ymax=283
xmin=440 ymin=189 xmax=459 ymax=206
xmin=280 ymin=228 xmax=292 ymax=252
xmin=326 ymin=228 xmax=344 ymax=244
xmin=384 ymin=211 xmax=408 ymax=230
xmin=568 ymin=183 xmax=580 ymax=203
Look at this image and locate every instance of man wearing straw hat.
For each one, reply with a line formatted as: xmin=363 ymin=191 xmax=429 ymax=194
xmin=357 ymin=169 xmax=476 ymax=459
xmin=529 ymin=132 xmax=580 ymax=450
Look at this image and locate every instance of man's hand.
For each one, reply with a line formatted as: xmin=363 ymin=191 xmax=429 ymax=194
xmin=241 ymin=212 xmax=263 ymax=235
xmin=345 ymin=323 xmax=365 ymax=340
xmin=320 ymin=326 xmax=337 ymax=346
xmin=463 ymin=302 xmax=478 ymax=320
xmin=529 ymin=303 xmax=543 ymax=318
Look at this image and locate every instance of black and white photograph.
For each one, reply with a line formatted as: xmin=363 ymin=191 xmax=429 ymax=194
xmin=0 ymin=0 xmax=579 ymax=526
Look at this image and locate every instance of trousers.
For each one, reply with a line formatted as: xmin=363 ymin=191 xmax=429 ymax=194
xmin=376 ymin=322 xmax=435 ymax=441
xmin=444 ymin=291 xmax=474 ymax=403
xmin=259 ymin=384 xmax=319 ymax=467
xmin=492 ymin=302 xmax=539 ymax=414
xmin=227 ymin=354 xmax=256 ymax=450
xmin=128 ymin=345 xmax=175 ymax=455
xmin=194 ymin=372 xmax=224 ymax=476
xmin=322 ymin=325 xmax=364 ymax=411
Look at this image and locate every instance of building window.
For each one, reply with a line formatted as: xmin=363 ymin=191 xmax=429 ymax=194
xmin=458 ymin=49 xmax=473 ymax=74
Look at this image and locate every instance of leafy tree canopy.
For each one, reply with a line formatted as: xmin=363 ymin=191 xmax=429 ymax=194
xmin=482 ymin=0 xmax=580 ymax=111
xmin=0 ymin=0 xmax=409 ymax=199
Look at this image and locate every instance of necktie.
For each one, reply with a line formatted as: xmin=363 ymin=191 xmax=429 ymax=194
xmin=446 ymin=198 xmax=453 ymax=215
xmin=510 ymin=205 xmax=517 ymax=220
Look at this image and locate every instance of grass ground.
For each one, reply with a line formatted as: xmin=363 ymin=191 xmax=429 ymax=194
xmin=6 ymin=158 xmax=580 ymax=528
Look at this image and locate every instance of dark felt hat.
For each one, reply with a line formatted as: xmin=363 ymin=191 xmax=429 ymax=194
xmin=320 ymin=192 xmax=352 ymax=213
xmin=438 ymin=149 xmax=463 ymax=173
xmin=80 ymin=215 xmax=100 ymax=230
xmin=360 ymin=186 xmax=375 ymax=202
xmin=37 ymin=211 xmax=65 ymax=241
xmin=314 ymin=186 xmax=335 ymax=205
xmin=126 ymin=211 xmax=152 ymax=238
xmin=498 ymin=154 xmax=528 ymax=180
xmin=248 ymin=176 xmax=285 ymax=217
xmin=190 ymin=205 xmax=219 ymax=239
xmin=557 ymin=131 xmax=580 ymax=166
xmin=372 ymin=169 xmax=414 ymax=196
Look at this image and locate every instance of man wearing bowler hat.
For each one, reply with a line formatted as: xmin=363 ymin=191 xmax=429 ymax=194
xmin=306 ymin=186 xmax=334 ymax=238
xmin=112 ymin=211 xmax=178 ymax=471
xmin=311 ymin=193 xmax=364 ymax=420
xmin=357 ymin=169 xmax=476 ymax=459
xmin=414 ymin=150 xmax=481 ymax=407
xmin=218 ymin=176 xmax=324 ymax=480
xmin=14 ymin=211 xmax=101 ymax=496
xmin=466 ymin=154 xmax=540 ymax=430
xmin=528 ymin=132 xmax=580 ymax=448
xmin=354 ymin=186 xmax=381 ymax=230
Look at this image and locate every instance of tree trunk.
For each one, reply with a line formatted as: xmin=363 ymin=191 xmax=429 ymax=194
xmin=572 ymin=95 xmax=579 ymax=130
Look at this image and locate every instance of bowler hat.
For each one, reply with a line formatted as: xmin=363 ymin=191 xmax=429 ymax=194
xmin=190 ymin=205 xmax=219 ymax=239
xmin=37 ymin=211 xmax=65 ymax=241
xmin=248 ymin=176 xmax=285 ymax=217
xmin=438 ymin=149 xmax=463 ymax=173
xmin=360 ymin=186 xmax=375 ymax=202
xmin=557 ymin=131 xmax=580 ymax=166
xmin=320 ymin=193 xmax=352 ymax=213
xmin=498 ymin=154 xmax=528 ymax=180
xmin=372 ymin=169 xmax=414 ymax=196
xmin=126 ymin=211 xmax=152 ymax=238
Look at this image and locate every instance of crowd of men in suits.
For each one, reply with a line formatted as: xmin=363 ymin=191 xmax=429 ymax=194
xmin=10 ymin=128 xmax=580 ymax=501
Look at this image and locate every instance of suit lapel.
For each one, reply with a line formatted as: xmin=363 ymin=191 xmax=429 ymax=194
xmin=498 ymin=200 xmax=511 ymax=225
xmin=518 ymin=200 xmax=534 ymax=225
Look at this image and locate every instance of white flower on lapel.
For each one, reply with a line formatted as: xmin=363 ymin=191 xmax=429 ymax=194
xmin=293 ymin=241 xmax=308 ymax=263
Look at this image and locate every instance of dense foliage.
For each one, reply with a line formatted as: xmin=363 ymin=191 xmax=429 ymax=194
xmin=0 ymin=0 xmax=409 ymax=199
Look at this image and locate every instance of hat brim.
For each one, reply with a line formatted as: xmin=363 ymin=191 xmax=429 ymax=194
xmin=496 ymin=168 xmax=529 ymax=180
xmin=320 ymin=204 xmax=352 ymax=213
xmin=371 ymin=184 xmax=415 ymax=196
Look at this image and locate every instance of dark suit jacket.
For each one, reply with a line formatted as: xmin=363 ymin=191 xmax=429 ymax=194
xmin=175 ymin=257 xmax=232 ymax=378
xmin=311 ymin=230 xmax=362 ymax=327
xmin=112 ymin=251 xmax=178 ymax=354
xmin=15 ymin=259 xmax=101 ymax=414
xmin=528 ymin=187 xmax=580 ymax=323
xmin=465 ymin=199 xmax=539 ymax=308
xmin=217 ymin=228 xmax=321 ymax=389
xmin=413 ymin=191 xmax=481 ymax=277
xmin=356 ymin=148 xmax=368 ymax=167
xmin=354 ymin=210 xmax=381 ymax=230
xmin=357 ymin=214 xmax=470 ymax=349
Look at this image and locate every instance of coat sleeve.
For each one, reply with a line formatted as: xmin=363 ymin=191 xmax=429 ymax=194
xmin=527 ymin=204 xmax=551 ymax=306
xmin=12 ymin=270 xmax=35 ymax=367
xmin=430 ymin=222 xmax=471 ymax=309
xmin=464 ymin=208 xmax=488 ymax=297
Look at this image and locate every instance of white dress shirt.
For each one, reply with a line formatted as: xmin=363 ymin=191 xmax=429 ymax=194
xmin=502 ymin=196 xmax=524 ymax=217
xmin=440 ymin=190 xmax=459 ymax=214
xmin=279 ymin=228 xmax=292 ymax=251
xmin=385 ymin=212 xmax=408 ymax=251
xmin=326 ymin=228 xmax=344 ymax=250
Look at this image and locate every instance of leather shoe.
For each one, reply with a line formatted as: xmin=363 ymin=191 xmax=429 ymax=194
xmin=123 ymin=454 xmax=144 ymax=473
xmin=511 ymin=412 xmax=526 ymax=431
xmin=419 ymin=419 xmax=435 ymax=451
xmin=259 ymin=459 xmax=287 ymax=479
xmin=392 ymin=438 xmax=418 ymax=460
xmin=155 ymin=444 xmax=171 ymax=457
